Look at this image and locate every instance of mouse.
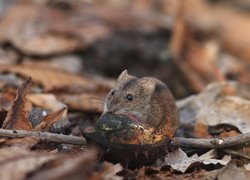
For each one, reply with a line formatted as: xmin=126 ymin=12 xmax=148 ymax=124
xmin=103 ymin=70 xmax=179 ymax=139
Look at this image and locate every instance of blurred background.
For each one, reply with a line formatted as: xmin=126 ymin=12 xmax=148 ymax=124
xmin=0 ymin=0 xmax=250 ymax=99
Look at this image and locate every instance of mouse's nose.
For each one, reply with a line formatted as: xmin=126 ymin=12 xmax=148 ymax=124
xmin=107 ymin=105 xmax=119 ymax=113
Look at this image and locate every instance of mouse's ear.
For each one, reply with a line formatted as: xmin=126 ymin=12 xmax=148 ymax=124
xmin=117 ymin=69 xmax=129 ymax=82
xmin=139 ymin=78 xmax=156 ymax=95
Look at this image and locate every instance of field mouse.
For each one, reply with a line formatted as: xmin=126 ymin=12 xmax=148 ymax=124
xmin=103 ymin=70 xmax=179 ymax=139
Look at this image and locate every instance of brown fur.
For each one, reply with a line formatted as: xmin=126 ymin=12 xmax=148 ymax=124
xmin=104 ymin=70 xmax=179 ymax=137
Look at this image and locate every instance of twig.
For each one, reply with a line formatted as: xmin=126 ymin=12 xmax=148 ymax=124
xmin=0 ymin=128 xmax=249 ymax=149
xmin=172 ymin=133 xmax=250 ymax=149
xmin=0 ymin=128 xmax=86 ymax=145
xmin=224 ymin=149 xmax=250 ymax=161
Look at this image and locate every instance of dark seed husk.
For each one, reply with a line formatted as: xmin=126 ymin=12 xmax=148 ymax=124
xmin=84 ymin=112 xmax=171 ymax=168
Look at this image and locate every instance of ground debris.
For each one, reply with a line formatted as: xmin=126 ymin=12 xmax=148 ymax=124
xmin=0 ymin=0 xmax=250 ymax=179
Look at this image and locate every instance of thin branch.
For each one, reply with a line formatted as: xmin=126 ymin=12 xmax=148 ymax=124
xmin=0 ymin=128 xmax=249 ymax=149
xmin=0 ymin=128 xmax=86 ymax=145
xmin=224 ymin=149 xmax=250 ymax=161
xmin=172 ymin=133 xmax=250 ymax=148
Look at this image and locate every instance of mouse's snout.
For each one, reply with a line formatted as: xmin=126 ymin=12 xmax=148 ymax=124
xmin=107 ymin=104 xmax=119 ymax=113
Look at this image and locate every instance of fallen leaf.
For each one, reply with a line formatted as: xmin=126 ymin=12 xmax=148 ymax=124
xmin=4 ymin=136 xmax=39 ymax=149
xmin=27 ymin=94 xmax=66 ymax=111
xmin=163 ymin=148 xmax=231 ymax=173
xmin=0 ymin=86 xmax=17 ymax=110
xmin=56 ymin=93 xmax=103 ymax=113
xmin=195 ymin=96 xmax=250 ymax=137
xmin=27 ymin=93 xmax=70 ymax=133
xmin=23 ymin=55 xmax=83 ymax=74
xmin=186 ymin=0 xmax=250 ymax=62
xmin=0 ymin=65 xmax=110 ymax=92
xmin=34 ymin=107 xmax=67 ymax=132
xmin=90 ymin=162 xmax=123 ymax=180
xmin=217 ymin=162 xmax=250 ymax=180
xmin=0 ymin=3 xmax=83 ymax=55
xmin=0 ymin=2 xmax=167 ymax=56
xmin=244 ymin=163 xmax=250 ymax=171
xmin=2 ymin=77 xmax=33 ymax=130
xmin=0 ymin=146 xmax=56 ymax=180
xmin=177 ymin=81 xmax=250 ymax=138
xmin=28 ymin=150 xmax=98 ymax=180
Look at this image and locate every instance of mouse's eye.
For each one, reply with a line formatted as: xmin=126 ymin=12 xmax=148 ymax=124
xmin=111 ymin=90 xmax=116 ymax=95
xmin=126 ymin=94 xmax=133 ymax=101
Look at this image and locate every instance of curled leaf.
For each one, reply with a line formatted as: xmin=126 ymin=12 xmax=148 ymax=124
xmin=163 ymin=149 xmax=231 ymax=173
xmin=2 ymin=77 xmax=32 ymax=131
xmin=34 ymin=107 xmax=67 ymax=132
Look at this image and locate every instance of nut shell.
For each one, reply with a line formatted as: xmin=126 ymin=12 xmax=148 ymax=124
xmin=84 ymin=113 xmax=172 ymax=168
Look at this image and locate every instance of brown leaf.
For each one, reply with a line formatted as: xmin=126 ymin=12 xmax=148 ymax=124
xmin=34 ymin=107 xmax=67 ymax=132
xmin=4 ymin=136 xmax=40 ymax=149
xmin=0 ymin=146 xmax=56 ymax=180
xmin=2 ymin=77 xmax=33 ymax=130
xmin=27 ymin=94 xmax=66 ymax=112
xmin=0 ymin=86 xmax=17 ymax=110
xmin=0 ymin=2 xmax=166 ymax=56
xmin=27 ymin=94 xmax=70 ymax=132
xmin=28 ymin=150 xmax=98 ymax=180
xmin=0 ymin=3 xmax=83 ymax=55
xmin=177 ymin=82 xmax=250 ymax=138
xmin=172 ymin=0 xmax=250 ymax=62
xmin=193 ymin=123 xmax=210 ymax=138
xmin=195 ymin=96 xmax=250 ymax=137
xmin=89 ymin=162 xmax=123 ymax=180
xmin=0 ymin=65 xmax=112 ymax=93
xmin=57 ymin=93 xmax=103 ymax=113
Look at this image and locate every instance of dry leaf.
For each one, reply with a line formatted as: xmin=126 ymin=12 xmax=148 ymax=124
xmin=23 ymin=55 xmax=83 ymax=74
xmin=0 ymin=2 xmax=167 ymax=56
xmin=89 ymin=162 xmax=123 ymax=180
xmin=244 ymin=163 xmax=250 ymax=171
xmin=0 ymin=146 xmax=56 ymax=180
xmin=57 ymin=93 xmax=103 ymax=113
xmin=27 ymin=94 xmax=66 ymax=111
xmin=217 ymin=163 xmax=250 ymax=180
xmin=195 ymin=96 xmax=250 ymax=137
xmin=4 ymin=136 xmax=39 ymax=149
xmin=165 ymin=0 xmax=250 ymax=62
xmin=34 ymin=107 xmax=67 ymax=132
xmin=163 ymin=148 xmax=231 ymax=173
xmin=27 ymin=94 xmax=69 ymax=132
xmin=0 ymin=3 xmax=83 ymax=55
xmin=28 ymin=150 xmax=98 ymax=180
xmin=177 ymin=81 xmax=250 ymax=138
xmin=0 ymin=86 xmax=18 ymax=110
xmin=0 ymin=65 xmax=109 ymax=92
xmin=2 ymin=77 xmax=33 ymax=130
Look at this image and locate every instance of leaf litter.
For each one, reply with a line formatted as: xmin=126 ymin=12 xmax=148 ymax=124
xmin=162 ymin=148 xmax=231 ymax=173
xmin=0 ymin=0 xmax=250 ymax=179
